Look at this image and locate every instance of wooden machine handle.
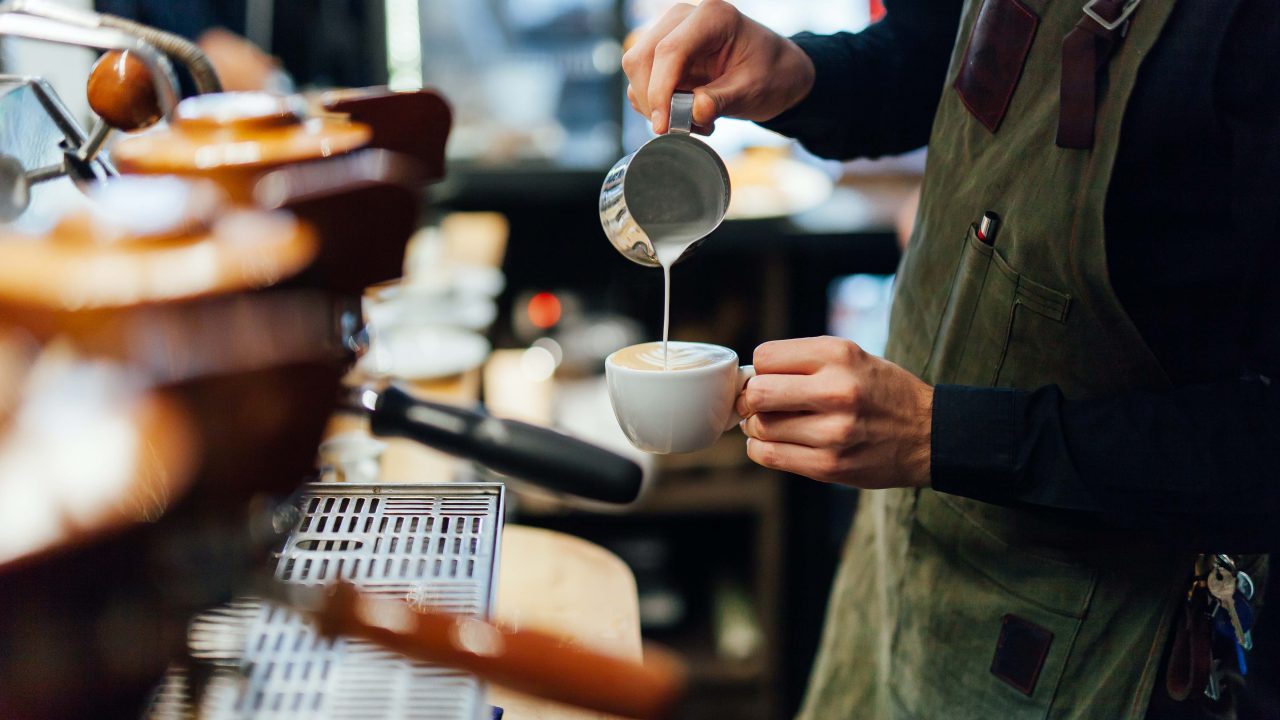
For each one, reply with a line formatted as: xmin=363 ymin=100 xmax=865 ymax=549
xmin=87 ymin=50 xmax=163 ymax=131
xmin=315 ymin=582 xmax=685 ymax=719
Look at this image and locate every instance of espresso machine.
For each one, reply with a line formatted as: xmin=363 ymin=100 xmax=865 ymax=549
xmin=0 ymin=5 xmax=677 ymax=719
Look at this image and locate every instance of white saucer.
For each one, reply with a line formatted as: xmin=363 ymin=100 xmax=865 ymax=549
xmin=358 ymin=325 xmax=491 ymax=380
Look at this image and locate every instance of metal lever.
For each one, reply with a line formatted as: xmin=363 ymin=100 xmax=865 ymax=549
xmin=0 ymin=118 xmax=113 ymax=221
xmin=0 ymin=9 xmax=180 ymax=116
xmin=0 ymin=6 xmax=186 ymax=218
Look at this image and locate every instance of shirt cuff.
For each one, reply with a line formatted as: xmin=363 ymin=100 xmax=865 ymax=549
xmin=756 ymin=33 xmax=851 ymax=138
xmin=930 ymin=385 xmax=1024 ymax=502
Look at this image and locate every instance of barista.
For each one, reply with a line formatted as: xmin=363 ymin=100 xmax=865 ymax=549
xmin=624 ymin=0 xmax=1279 ymax=718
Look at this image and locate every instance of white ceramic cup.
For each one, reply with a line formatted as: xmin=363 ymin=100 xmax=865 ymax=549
xmin=605 ymin=341 xmax=755 ymax=454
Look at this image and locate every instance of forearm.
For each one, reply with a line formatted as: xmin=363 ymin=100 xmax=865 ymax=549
xmin=757 ymin=0 xmax=963 ymax=160
xmin=930 ymin=377 xmax=1280 ymax=550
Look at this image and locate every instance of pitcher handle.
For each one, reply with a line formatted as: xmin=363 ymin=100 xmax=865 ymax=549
xmin=667 ymin=92 xmax=694 ymax=135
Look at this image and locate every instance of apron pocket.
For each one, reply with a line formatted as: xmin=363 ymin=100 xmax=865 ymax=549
xmin=924 ymin=226 xmax=1013 ymax=386
xmin=993 ymin=252 xmax=1072 ymax=388
xmin=889 ymin=491 xmax=1095 ymax=720
xmin=924 ymin=225 xmax=1070 ymax=388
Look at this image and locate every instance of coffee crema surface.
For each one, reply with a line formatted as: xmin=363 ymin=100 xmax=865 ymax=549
xmin=610 ymin=341 xmax=733 ymax=372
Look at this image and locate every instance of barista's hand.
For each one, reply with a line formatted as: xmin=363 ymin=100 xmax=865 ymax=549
xmin=736 ymin=337 xmax=934 ymax=489
xmin=622 ymin=0 xmax=815 ymax=134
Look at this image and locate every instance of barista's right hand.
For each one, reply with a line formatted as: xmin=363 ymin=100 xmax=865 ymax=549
xmin=622 ymin=0 xmax=815 ymax=135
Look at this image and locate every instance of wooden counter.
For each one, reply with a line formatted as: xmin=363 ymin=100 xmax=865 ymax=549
xmin=491 ymin=525 xmax=643 ymax=719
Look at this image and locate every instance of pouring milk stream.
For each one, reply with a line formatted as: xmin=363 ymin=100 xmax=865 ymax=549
xmin=598 ymin=92 xmax=731 ymax=368
xmin=655 ymin=239 xmax=695 ymax=368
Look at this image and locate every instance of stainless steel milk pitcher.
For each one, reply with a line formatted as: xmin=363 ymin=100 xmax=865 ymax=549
xmin=599 ymin=92 xmax=731 ymax=267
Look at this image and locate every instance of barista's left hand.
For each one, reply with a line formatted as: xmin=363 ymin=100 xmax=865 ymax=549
xmin=737 ymin=336 xmax=933 ymax=489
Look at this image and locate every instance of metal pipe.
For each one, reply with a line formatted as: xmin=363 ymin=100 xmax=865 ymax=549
xmin=96 ymin=13 xmax=222 ymax=94
xmin=76 ymin=120 xmax=110 ymax=163
xmin=0 ymin=12 xmax=181 ymax=116
xmin=0 ymin=0 xmax=221 ymax=97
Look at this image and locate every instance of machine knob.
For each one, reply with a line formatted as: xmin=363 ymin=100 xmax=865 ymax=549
xmin=87 ymin=50 xmax=163 ymax=131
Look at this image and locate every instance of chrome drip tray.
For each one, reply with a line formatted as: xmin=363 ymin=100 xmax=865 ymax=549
xmin=150 ymin=483 xmax=504 ymax=720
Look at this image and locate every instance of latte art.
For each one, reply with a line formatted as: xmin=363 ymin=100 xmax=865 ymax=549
xmin=610 ymin=341 xmax=734 ymax=372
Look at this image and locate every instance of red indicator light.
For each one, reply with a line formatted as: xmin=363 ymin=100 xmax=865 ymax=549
xmin=527 ymin=292 xmax=562 ymax=329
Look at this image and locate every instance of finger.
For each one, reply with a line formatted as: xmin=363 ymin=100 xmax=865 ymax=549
xmin=741 ymin=411 xmax=857 ymax=448
xmin=627 ymin=84 xmax=642 ymax=115
xmin=746 ymin=438 xmax=846 ymax=483
xmin=647 ymin=2 xmax=730 ymax=133
xmin=736 ymin=373 xmax=827 ymax=416
xmin=621 ymin=3 xmax=695 ymax=121
xmin=753 ymin=336 xmax=864 ymax=375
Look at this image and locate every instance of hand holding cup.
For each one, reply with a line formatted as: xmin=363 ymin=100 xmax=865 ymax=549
xmin=736 ymin=337 xmax=934 ymax=489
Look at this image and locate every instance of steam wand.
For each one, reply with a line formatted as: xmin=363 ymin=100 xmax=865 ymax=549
xmin=351 ymin=384 xmax=644 ymax=505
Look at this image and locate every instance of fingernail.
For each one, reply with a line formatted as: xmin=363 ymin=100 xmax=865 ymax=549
xmin=650 ymin=109 xmax=661 ymax=131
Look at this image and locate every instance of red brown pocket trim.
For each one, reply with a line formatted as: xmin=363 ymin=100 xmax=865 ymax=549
xmin=953 ymin=0 xmax=1040 ymax=133
xmin=990 ymin=613 xmax=1054 ymax=696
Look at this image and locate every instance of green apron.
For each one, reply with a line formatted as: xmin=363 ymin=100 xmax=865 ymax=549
xmin=795 ymin=0 xmax=1211 ymax=718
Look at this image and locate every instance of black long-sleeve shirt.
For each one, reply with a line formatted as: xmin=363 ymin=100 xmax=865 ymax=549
xmin=761 ymin=0 xmax=1280 ymax=551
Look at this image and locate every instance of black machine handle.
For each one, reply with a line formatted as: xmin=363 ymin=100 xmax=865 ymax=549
xmin=369 ymin=386 xmax=643 ymax=504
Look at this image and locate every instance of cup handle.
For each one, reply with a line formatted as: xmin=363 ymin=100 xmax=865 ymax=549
xmin=725 ymin=365 xmax=756 ymax=432
xmin=667 ymin=92 xmax=694 ymax=136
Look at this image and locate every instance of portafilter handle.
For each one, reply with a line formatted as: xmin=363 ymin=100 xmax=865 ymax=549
xmin=365 ymin=385 xmax=643 ymax=504
xmin=297 ymin=581 xmax=685 ymax=720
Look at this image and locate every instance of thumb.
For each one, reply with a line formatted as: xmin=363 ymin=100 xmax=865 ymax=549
xmin=692 ymin=74 xmax=751 ymax=125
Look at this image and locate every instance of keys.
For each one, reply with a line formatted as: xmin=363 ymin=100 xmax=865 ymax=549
xmin=1206 ymin=564 xmax=1247 ymax=645
xmin=1237 ymin=570 xmax=1255 ymax=602
xmin=1237 ymin=569 xmax=1256 ymax=651
xmin=1187 ymin=553 xmax=1258 ymax=698
xmin=1205 ymin=658 xmax=1223 ymax=702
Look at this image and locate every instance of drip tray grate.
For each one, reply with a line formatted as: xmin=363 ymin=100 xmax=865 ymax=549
xmin=150 ymin=483 xmax=504 ymax=720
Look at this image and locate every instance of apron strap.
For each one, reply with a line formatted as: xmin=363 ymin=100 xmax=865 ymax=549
xmin=1165 ymin=583 xmax=1213 ymax=701
xmin=1057 ymin=0 xmax=1142 ymax=149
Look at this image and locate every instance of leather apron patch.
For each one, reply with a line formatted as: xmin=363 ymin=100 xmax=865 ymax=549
xmin=990 ymin=614 xmax=1054 ymax=696
xmin=953 ymin=0 xmax=1039 ymax=132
